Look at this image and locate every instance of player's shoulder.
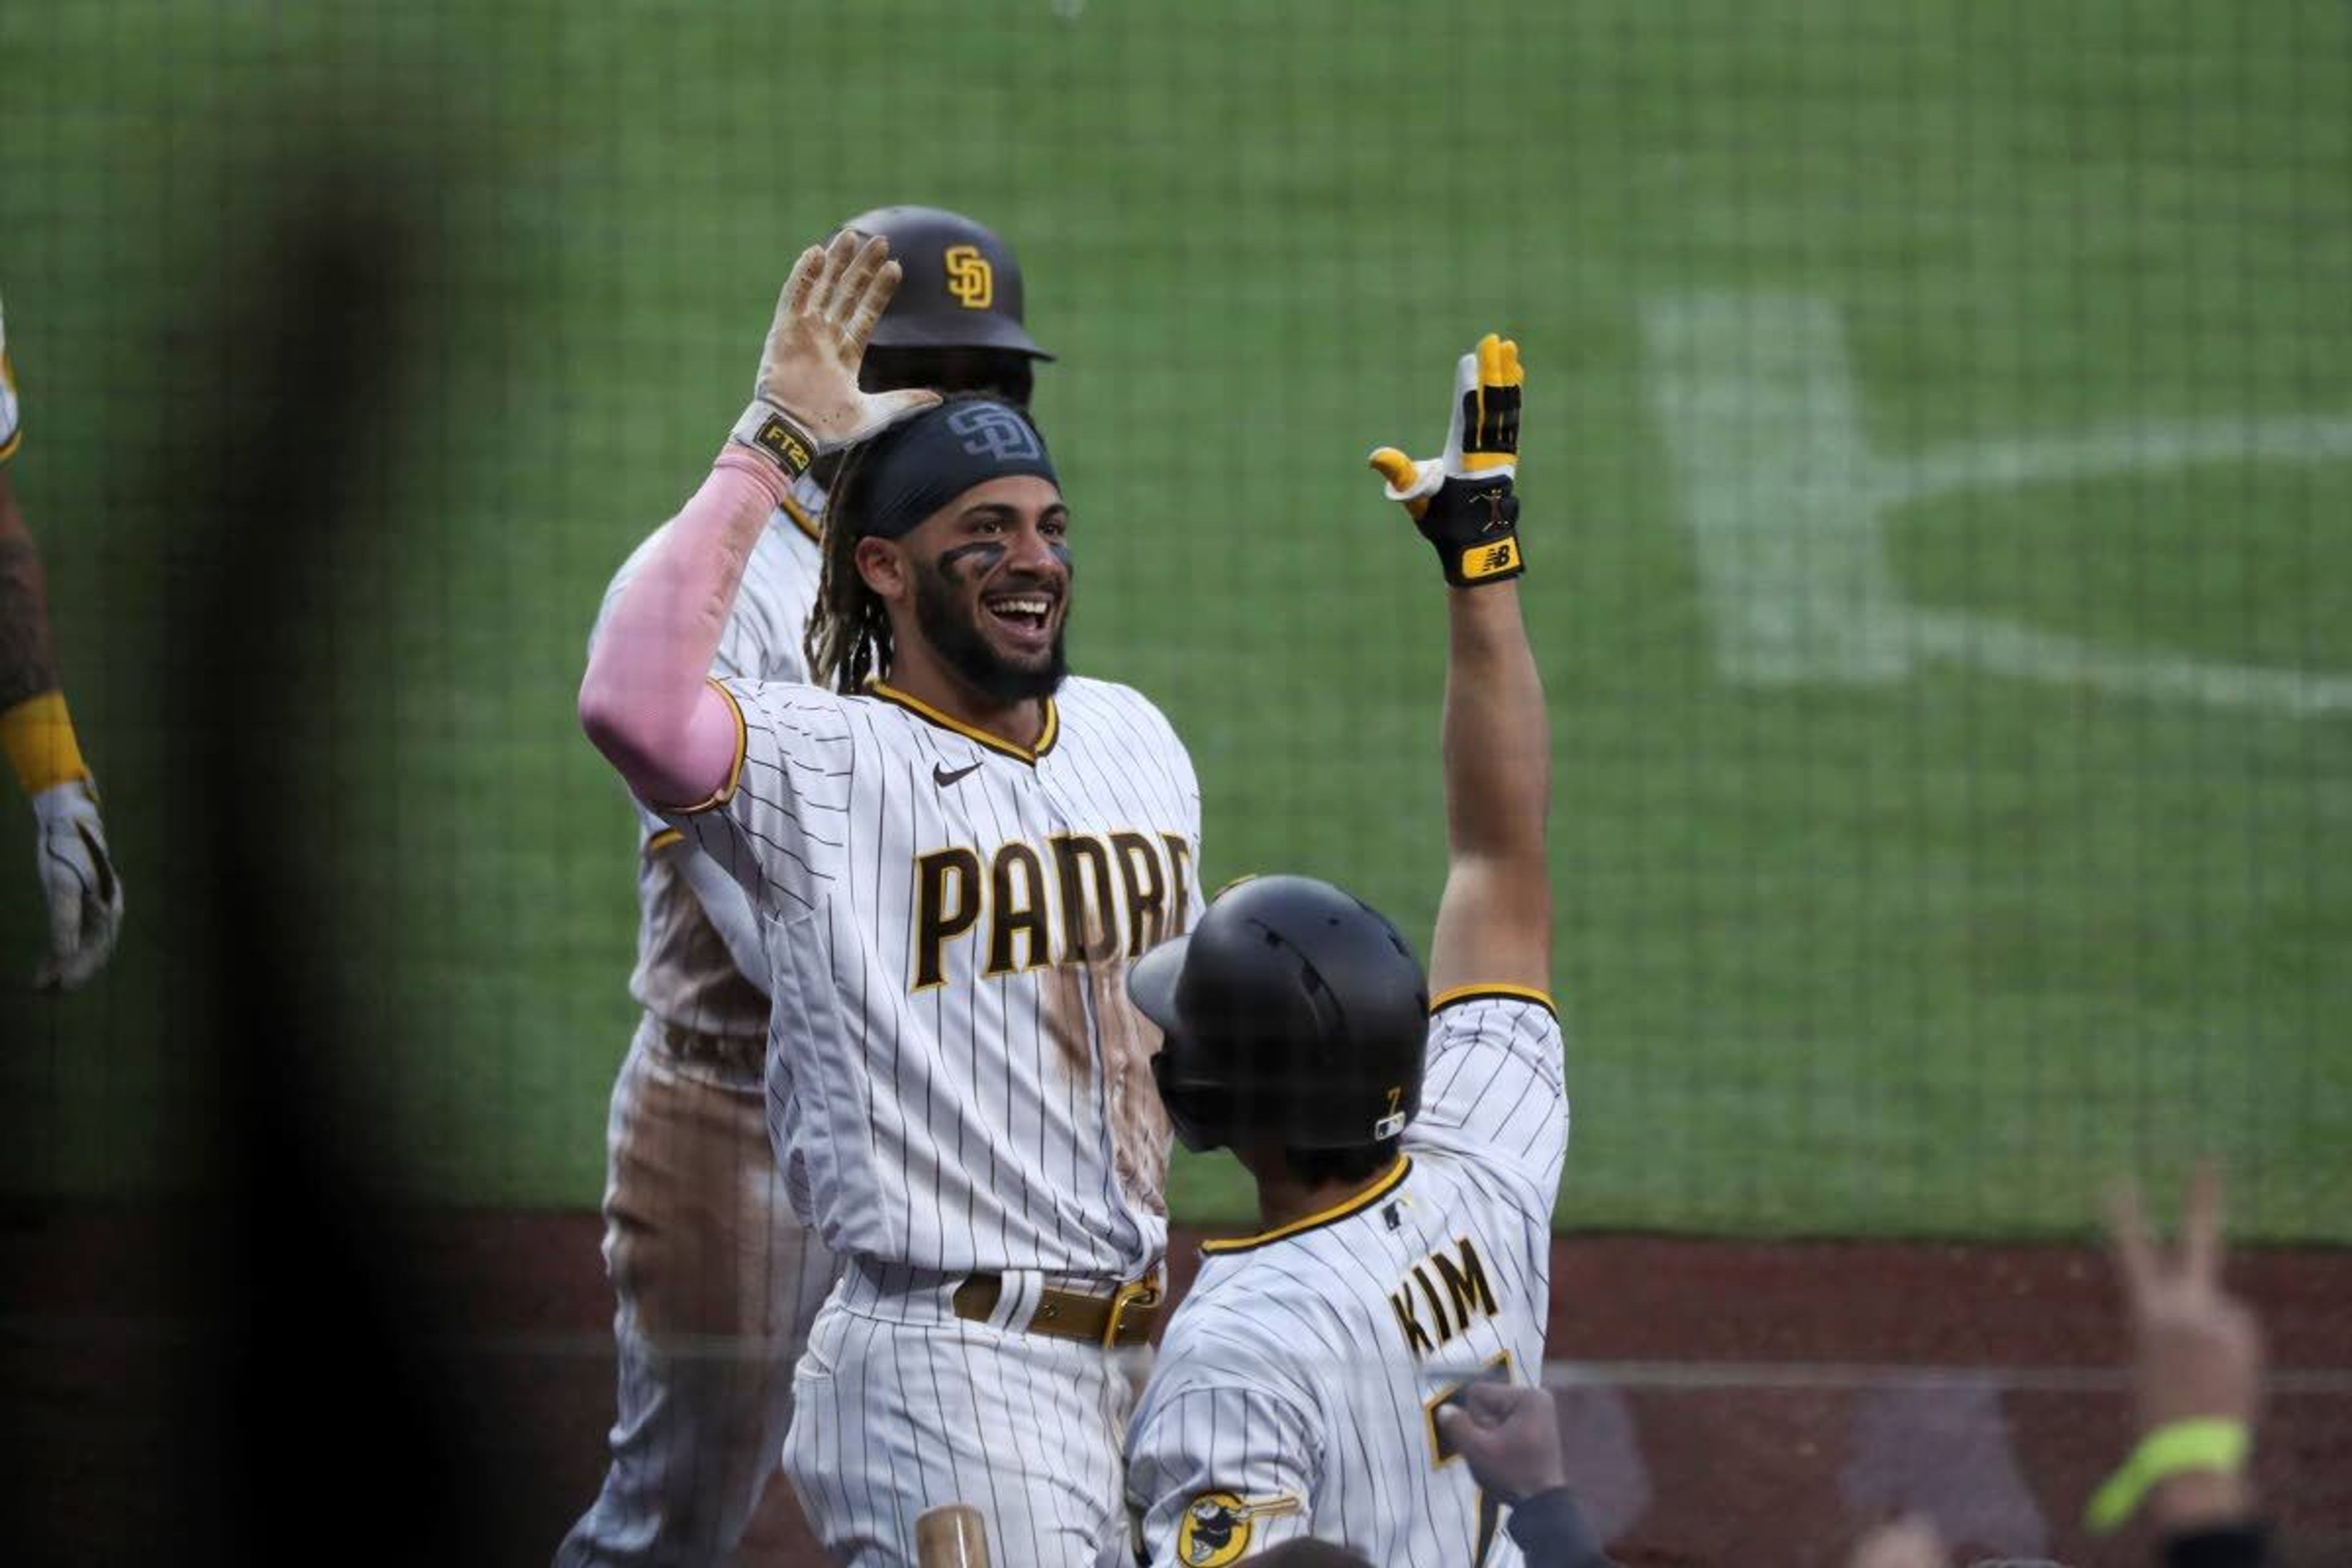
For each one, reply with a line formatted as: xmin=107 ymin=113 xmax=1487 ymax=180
xmin=1053 ymin=673 xmax=1159 ymax=720
xmin=750 ymin=502 xmax=824 ymax=575
xmin=1152 ymin=1278 xmax=1326 ymax=1406
xmin=1409 ymin=989 xmax=1570 ymax=1202
xmin=1054 ymin=675 xmax=1193 ymax=753
xmin=1183 ymin=1166 xmax=1421 ymax=1319
xmin=725 ymin=673 xmax=853 ymax=726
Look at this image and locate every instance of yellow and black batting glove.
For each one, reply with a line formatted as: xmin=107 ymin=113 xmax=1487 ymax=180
xmin=1367 ymin=332 xmax=1525 ymax=588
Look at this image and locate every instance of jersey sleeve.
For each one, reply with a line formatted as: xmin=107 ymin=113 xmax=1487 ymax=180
xmin=1405 ymin=991 xmax=1569 ymax=1202
xmin=1126 ymin=1336 xmax=1321 ymax=1568
xmin=658 ymin=677 xmax=855 ymax=921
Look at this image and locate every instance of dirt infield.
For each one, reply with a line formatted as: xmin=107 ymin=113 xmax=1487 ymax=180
xmin=6 ymin=1207 xmax=2346 ymax=1566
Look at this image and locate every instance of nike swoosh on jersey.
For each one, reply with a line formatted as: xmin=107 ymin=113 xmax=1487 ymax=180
xmin=933 ymin=760 xmax=984 ymax=787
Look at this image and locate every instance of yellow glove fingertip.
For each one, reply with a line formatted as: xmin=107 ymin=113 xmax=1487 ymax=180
xmin=1476 ymin=332 xmax=1504 ymax=383
xmin=1500 ymin=337 xmax=1523 ymax=385
xmin=1367 ymin=447 xmax=1419 ymax=491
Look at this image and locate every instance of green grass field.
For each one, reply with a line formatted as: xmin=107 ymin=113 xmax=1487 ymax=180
xmin=2 ymin=1 xmax=2346 ymax=1240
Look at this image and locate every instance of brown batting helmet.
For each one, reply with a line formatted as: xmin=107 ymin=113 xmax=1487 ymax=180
xmin=836 ymin=205 xmax=1053 ymax=361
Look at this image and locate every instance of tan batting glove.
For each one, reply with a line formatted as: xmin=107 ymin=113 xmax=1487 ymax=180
xmin=728 ymin=230 xmax=942 ymax=481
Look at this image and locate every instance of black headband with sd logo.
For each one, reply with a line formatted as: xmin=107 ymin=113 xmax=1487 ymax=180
xmin=850 ymin=398 xmax=1060 ymax=541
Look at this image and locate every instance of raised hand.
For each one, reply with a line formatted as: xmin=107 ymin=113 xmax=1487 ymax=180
xmin=2086 ymin=1162 xmax=2264 ymax=1533
xmin=2107 ymin=1163 xmax=2263 ymax=1435
xmin=730 ymin=230 xmax=942 ymax=480
xmin=1368 ymin=332 xmax=1526 ymax=587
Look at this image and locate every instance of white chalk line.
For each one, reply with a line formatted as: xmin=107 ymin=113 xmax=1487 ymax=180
xmin=1642 ymin=292 xmax=2352 ymax=716
xmin=1875 ymin=415 xmax=2352 ymax=510
xmin=1906 ymin=609 xmax=2352 ymax=718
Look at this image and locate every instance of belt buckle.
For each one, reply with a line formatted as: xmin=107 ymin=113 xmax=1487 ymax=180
xmin=1100 ymin=1278 xmax=1158 ymax=1349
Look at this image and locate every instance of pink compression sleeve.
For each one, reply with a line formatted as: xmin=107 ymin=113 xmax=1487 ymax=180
xmin=578 ymin=448 xmax=788 ymax=811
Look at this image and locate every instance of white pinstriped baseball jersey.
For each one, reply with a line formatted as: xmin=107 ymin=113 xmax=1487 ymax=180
xmin=1126 ymin=991 xmax=1568 ymax=1568
xmin=669 ymin=672 xmax=1204 ymax=1277
xmin=1 ymin=292 xmax=24 ymax=461
xmin=595 ymin=478 xmax=828 ymax=1042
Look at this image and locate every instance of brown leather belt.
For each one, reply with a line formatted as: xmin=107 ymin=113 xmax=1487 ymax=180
xmin=951 ymin=1273 xmax=1163 ymax=1349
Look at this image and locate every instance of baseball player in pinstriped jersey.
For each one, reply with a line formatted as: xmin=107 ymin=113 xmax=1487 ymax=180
xmin=580 ymin=233 xmax=1202 ymax=1567
xmin=0 ymin=287 xmax=126 ymax=991
xmin=1125 ymin=336 xmax=1577 ymax=1567
xmin=556 ymin=208 xmax=1055 ymax=1568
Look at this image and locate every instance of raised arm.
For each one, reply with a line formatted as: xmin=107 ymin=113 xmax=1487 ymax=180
xmin=578 ymin=231 xmax=937 ymax=806
xmin=0 ymin=467 xmax=61 ymax=716
xmin=1429 ymin=573 xmax=1551 ymax=997
xmin=1369 ymin=334 xmax=1550 ymax=1000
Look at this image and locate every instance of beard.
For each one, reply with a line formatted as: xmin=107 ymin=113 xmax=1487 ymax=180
xmin=911 ymin=559 xmax=1068 ymax=704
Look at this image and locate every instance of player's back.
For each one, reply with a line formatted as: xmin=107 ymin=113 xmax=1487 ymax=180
xmin=1129 ymin=991 xmax=1567 ymax=1568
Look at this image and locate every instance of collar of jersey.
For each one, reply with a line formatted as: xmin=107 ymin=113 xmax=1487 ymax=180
xmin=865 ymin=678 xmax=1060 ymax=764
xmin=1199 ymin=1155 xmax=1413 ymax=1256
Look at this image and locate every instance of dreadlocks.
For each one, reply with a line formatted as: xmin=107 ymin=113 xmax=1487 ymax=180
xmin=803 ymin=436 xmax=893 ymax=693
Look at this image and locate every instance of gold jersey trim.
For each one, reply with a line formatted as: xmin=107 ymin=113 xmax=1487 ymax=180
xmin=778 ymin=490 xmax=820 ymax=543
xmin=662 ymin=677 xmax=748 ymax=815
xmin=1430 ymin=982 xmax=1556 ymax=1018
xmin=1199 ymin=1155 xmax=1412 ymax=1256
xmin=867 ymin=677 xmax=1058 ymax=764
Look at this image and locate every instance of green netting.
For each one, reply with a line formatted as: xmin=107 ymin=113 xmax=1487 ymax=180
xmin=1 ymin=1 xmax=2345 ymax=1239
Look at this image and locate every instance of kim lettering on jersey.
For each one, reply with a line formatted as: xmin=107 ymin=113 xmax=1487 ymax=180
xmin=1387 ymin=1236 xmax=1498 ymax=1359
xmin=912 ymin=830 xmax=1194 ymax=990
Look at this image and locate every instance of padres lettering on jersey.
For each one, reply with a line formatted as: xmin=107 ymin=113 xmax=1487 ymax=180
xmin=670 ymin=672 xmax=1205 ymax=1277
xmin=1128 ymin=993 xmax=1569 ymax=1568
xmin=911 ymin=830 xmax=1194 ymax=989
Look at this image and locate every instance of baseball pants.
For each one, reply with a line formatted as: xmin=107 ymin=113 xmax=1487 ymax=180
xmin=556 ymin=1019 xmax=839 ymax=1567
xmin=782 ymin=1259 xmax=1145 ymax=1568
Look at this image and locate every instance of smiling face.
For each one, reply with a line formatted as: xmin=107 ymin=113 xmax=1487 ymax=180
xmin=859 ymin=473 xmax=1072 ymax=705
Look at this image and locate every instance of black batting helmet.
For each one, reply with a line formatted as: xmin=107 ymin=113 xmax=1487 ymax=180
xmin=835 ymin=205 xmax=1053 ymax=361
xmin=1128 ymin=875 xmax=1430 ymax=1153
